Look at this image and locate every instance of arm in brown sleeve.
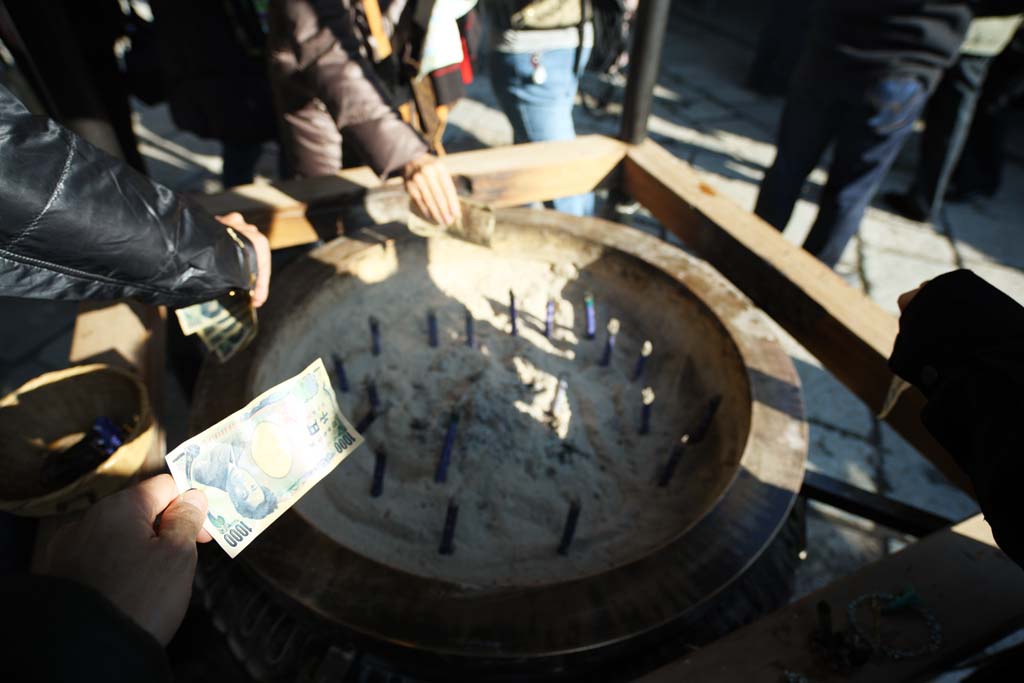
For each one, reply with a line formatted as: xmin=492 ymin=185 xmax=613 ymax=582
xmin=268 ymin=0 xmax=429 ymax=177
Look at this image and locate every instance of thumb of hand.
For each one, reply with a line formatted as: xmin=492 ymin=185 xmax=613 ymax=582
xmin=159 ymin=489 xmax=209 ymax=548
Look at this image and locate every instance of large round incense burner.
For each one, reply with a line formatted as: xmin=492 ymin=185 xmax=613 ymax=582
xmin=191 ymin=208 xmax=807 ymax=677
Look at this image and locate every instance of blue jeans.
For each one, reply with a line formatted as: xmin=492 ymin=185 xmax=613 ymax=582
xmin=755 ymin=71 xmax=929 ymax=266
xmin=490 ymin=46 xmax=595 ymax=216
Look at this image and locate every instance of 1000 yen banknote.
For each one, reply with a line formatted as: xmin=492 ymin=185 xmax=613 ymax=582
xmin=197 ymin=311 xmax=257 ymax=363
xmin=165 ymin=358 xmax=364 ymax=557
xmin=175 ymin=295 xmax=257 ymax=362
xmin=175 ymin=295 xmax=246 ymax=335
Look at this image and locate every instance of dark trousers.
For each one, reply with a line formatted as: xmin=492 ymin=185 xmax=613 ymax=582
xmin=755 ymin=72 xmax=928 ymax=267
xmin=909 ymin=54 xmax=992 ymax=217
xmin=221 ymin=141 xmax=264 ymax=188
xmin=953 ymin=33 xmax=1024 ymax=196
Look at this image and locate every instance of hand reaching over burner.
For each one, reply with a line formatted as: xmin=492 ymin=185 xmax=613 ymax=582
xmin=403 ymin=153 xmax=462 ymax=227
xmin=32 ymin=474 xmax=213 ymax=645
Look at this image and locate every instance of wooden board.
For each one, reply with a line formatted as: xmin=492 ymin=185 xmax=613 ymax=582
xmin=622 ymin=139 xmax=972 ymax=493
xmin=69 ymin=301 xmax=166 ymax=475
xmin=190 ymin=135 xmax=627 ymax=251
xmin=639 ymin=514 xmax=1024 ymax=682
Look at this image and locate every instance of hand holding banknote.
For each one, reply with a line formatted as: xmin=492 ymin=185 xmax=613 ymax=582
xmin=174 ymin=213 xmax=270 ymax=363
xmin=32 ymin=475 xmax=211 ymax=645
xmin=165 ymin=358 xmax=363 ymax=557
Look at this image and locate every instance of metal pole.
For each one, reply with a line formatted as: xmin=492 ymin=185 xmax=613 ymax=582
xmin=619 ymin=0 xmax=672 ymax=145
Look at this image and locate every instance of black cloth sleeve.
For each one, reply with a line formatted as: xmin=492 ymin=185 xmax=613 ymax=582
xmin=889 ymin=269 xmax=1024 ymax=567
xmin=0 ymin=85 xmax=256 ymax=307
xmin=0 ymin=575 xmax=171 ymax=682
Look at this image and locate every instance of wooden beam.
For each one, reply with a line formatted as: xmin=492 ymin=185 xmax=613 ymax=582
xmin=622 ymin=139 xmax=972 ymax=493
xmin=191 ymin=135 xmax=627 ymax=250
xmin=640 ymin=515 xmax=1024 ymax=682
xmin=801 ymin=470 xmax=955 ymax=538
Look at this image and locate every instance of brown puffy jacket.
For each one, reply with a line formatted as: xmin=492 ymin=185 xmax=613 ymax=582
xmin=267 ymin=0 xmax=428 ymax=178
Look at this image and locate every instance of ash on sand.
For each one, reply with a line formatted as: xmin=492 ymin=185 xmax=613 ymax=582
xmin=253 ymin=236 xmax=733 ymax=588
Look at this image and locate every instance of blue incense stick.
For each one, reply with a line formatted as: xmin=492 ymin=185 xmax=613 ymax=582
xmin=465 ymin=308 xmax=475 ymax=348
xmin=439 ymin=498 xmax=459 ymax=555
xmin=509 ymin=289 xmax=518 ymax=336
xmin=435 ymin=411 xmax=459 ymax=483
xmin=369 ymin=316 xmax=381 ymax=356
xmin=658 ymin=438 xmax=688 ymax=487
xmin=599 ymin=318 xmax=620 ymax=367
xmin=545 ymin=299 xmax=556 ymax=338
xmin=427 ymin=309 xmax=438 ymax=347
xmin=332 ymin=354 xmax=349 ymax=393
xmin=557 ymin=501 xmax=581 ymax=555
xmin=633 ymin=340 xmax=653 ymax=381
xmin=367 ymin=380 xmax=380 ymax=413
xmin=584 ymin=293 xmax=596 ymax=339
xmin=370 ymin=450 xmax=386 ymax=497
xmin=640 ymin=387 xmax=655 ymax=435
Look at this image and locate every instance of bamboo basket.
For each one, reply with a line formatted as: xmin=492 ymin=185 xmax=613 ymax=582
xmin=0 ymin=364 xmax=153 ymax=516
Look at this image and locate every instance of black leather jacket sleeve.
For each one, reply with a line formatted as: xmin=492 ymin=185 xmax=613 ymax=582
xmin=0 ymin=85 xmax=256 ymax=307
xmin=889 ymin=269 xmax=1024 ymax=568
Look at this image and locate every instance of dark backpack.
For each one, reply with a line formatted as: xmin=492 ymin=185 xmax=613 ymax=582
xmin=586 ymin=0 xmax=628 ymax=75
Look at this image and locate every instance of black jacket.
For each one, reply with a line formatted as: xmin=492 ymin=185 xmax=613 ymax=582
xmin=803 ymin=0 xmax=972 ymax=89
xmin=0 ymin=85 xmax=255 ymax=306
xmin=890 ymin=269 xmax=1024 ymax=568
xmin=150 ymin=0 xmax=278 ymax=144
xmin=802 ymin=1 xmax=1024 ymax=90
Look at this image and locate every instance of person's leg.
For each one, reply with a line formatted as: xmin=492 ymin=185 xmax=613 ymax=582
xmin=221 ymin=141 xmax=264 ymax=188
xmin=489 ymin=45 xmax=593 ymax=215
xmin=905 ymin=55 xmax=991 ymax=217
xmin=804 ymin=77 xmax=928 ymax=267
xmin=278 ymin=99 xmax=342 ymax=179
xmin=951 ymin=47 xmax=1020 ymax=198
xmin=754 ymin=79 xmax=839 ymax=231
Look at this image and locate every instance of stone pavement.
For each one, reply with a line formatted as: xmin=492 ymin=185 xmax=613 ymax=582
xmin=1 ymin=0 xmax=1021 ymax=630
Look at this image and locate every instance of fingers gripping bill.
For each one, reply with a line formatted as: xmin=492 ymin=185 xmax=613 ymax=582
xmin=165 ymin=359 xmax=363 ymax=557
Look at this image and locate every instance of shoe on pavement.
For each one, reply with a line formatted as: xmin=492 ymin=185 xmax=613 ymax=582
xmin=881 ymin=192 xmax=931 ymax=223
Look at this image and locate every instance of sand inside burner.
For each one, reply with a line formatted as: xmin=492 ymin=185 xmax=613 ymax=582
xmin=250 ymin=232 xmax=748 ymax=588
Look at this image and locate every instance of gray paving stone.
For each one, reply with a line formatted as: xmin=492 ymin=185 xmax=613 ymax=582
xmin=960 ymin=259 xmax=1024 ymax=303
xmin=793 ymin=357 xmax=877 ymax=440
xmin=805 ymin=421 xmax=880 ymax=492
xmin=859 ymin=210 xmax=956 ymax=264
xmin=653 ymin=94 xmax=734 ymax=126
xmin=879 ymin=422 xmax=979 ymax=522
xmin=447 ymin=96 xmax=514 ymax=150
xmin=861 ymin=244 xmax=962 ymax=315
xmin=946 ymin=190 xmax=1024 ymax=271
xmin=130 ymin=99 xmax=179 ymax=139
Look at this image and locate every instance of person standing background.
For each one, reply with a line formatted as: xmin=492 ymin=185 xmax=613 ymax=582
xmin=753 ymin=0 xmax=973 ymax=268
xmin=883 ymin=13 xmax=1024 ymax=223
xmin=485 ymin=0 xmax=594 ymax=216
xmin=267 ymin=0 xmax=463 ymax=228
xmin=150 ymin=0 xmax=280 ymax=189
xmin=949 ymin=25 xmax=1024 ymax=200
